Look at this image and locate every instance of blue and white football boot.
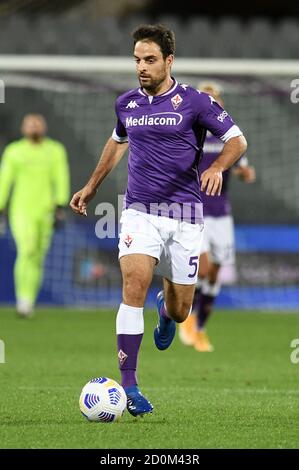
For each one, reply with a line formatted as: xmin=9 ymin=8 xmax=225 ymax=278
xmin=125 ymin=385 xmax=153 ymax=417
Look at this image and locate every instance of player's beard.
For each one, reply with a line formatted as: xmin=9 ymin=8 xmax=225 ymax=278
xmin=29 ymin=132 xmax=44 ymax=143
xmin=139 ymin=70 xmax=168 ymax=94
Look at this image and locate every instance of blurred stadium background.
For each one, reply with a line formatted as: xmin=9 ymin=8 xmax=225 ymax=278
xmin=0 ymin=0 xmax=299 ymax=310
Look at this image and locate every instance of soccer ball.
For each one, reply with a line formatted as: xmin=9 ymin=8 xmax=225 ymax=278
xmin=79 ymin=377 xmax=127 ymax=423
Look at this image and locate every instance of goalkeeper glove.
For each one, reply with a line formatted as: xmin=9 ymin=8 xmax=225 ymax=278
xmin=54 ymin=205 xmax=67 ymax=230
xmin=0 ymin=210 xmax=7 ymax=236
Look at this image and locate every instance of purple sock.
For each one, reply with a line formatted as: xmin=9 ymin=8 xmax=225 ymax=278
xmin=192 ymin=287 xmax=201 ymax=313
xmin=197 ymin=292 xmax=216 ymax=330
xmin=117 ymin=334 xmax=143 ymax=388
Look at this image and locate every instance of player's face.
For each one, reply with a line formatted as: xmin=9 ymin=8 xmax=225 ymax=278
xmin=134 ymin=41 xmax=173 ymax=94
xmin=21 ymin=115 xmax=47 ymax=141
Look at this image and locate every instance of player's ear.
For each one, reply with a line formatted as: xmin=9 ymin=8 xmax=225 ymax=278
xmin=166 ymin=54 xmax=174 ymax=68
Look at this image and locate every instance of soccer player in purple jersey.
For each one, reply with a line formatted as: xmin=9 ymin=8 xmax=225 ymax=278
xmin=70 ymin=25 xmax=247 ymax=416
xmin=179 ymin=82 xmax=256 ymax=352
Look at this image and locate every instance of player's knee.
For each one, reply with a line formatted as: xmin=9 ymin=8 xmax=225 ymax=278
xmin=18 ymin=247 xmax=36 ymax=262
xmin=122 ymin=276 xmax=148 ymax=305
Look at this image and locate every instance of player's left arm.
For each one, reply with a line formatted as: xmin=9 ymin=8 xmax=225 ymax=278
xmin=0 ymin=145 xmax=17 ymax=235
xmin=196 ymin=92 xmax=247 ymax=196
xmin=0 ymin=145 xmax=16 ymax=212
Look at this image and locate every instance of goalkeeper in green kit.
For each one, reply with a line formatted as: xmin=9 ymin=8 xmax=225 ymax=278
xmin=0 ymin=114 xmax=70 ymax=317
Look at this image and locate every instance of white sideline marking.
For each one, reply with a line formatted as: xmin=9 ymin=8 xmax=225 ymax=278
xmin=145 ymin=387 xmax=299 ymax=395
xmin=0 ymin=339 xmax=5 ymax=363
xmin=17 ymin=386 xmax=299 ymax=395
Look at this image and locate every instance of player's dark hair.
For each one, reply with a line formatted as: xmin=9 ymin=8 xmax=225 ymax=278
xmin=132 ymin=24 xmax=175 ymax=59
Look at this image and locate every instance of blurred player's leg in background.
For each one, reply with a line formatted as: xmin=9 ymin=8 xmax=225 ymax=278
xmin=179 ymin=253 xmax=219 ymax=352
xmin=10 ymin=212 xmax=53 ymax=317
xmin=179 ymin=215 xmax=235 ymax=352
xmin=194 ymin=253 xmax=220 ymax=352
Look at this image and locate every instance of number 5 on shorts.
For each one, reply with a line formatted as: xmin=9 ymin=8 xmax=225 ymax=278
xmin=188 ymin=256 xmax=198 ymax=278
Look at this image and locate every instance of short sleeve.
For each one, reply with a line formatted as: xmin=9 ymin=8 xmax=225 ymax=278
xmin=195 ymin=91 xmax=243 ymax=143
xmin=112 ymin=99 xmax=128 ymax=143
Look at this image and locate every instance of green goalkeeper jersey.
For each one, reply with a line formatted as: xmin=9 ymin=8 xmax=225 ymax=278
xmin=0 ymin=137 xmax=70 ymax=216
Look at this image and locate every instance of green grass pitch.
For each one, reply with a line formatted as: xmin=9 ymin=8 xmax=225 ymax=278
xmin=0 ymin=307 xmax=299 ymax=449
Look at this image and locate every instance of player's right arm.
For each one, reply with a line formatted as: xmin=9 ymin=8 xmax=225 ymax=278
xmin=70 ymin=137 xmax=128 ymax=216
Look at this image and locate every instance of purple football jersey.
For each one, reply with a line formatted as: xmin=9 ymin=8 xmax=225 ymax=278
xmin=113 ymin=78 xmax=242 ymax=223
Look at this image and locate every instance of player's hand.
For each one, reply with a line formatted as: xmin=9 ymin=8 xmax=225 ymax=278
xmin=200 ymin=166 xmax=223 ymax=196
xmin=0 ymin=211 xmax=7 ymax=236
xmin=70 ymin=185 xmax=97 ymax=216
xmin=54 ymin=205 xmax=67 ymax=230
xmin=239 ymin=166 xmax=256 ymax=183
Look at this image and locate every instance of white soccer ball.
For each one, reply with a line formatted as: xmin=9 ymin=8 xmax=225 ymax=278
xmin=79 ymin=377 xmax=127 ymax=422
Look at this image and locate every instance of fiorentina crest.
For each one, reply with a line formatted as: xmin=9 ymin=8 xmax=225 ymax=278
xmin=171 ymin=93 xmax=183 ymax=110
xmin=124 ymin=234 xmax=133 ymax=248
xmin=118 ymin=349 xmax=128 ymax=366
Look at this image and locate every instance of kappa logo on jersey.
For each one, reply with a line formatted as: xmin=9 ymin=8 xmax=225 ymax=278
xmin=126 ymin=100 xmax=139 ymax=109
xmin=124 ymin=234 xmax=133 ymax=248
xmin=118 ymin=349 xmax=128 ymax=366
xmin=217 ymin=110 xmax=229 ymax=122
xmin=171 ymin=93 xmax=183 ymax=110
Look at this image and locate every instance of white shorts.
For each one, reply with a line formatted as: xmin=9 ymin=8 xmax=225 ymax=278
xmin=118 ymin=209 xmax=204 ymax=285
xmin=200 ymin=215 xmax=235 ymax=265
